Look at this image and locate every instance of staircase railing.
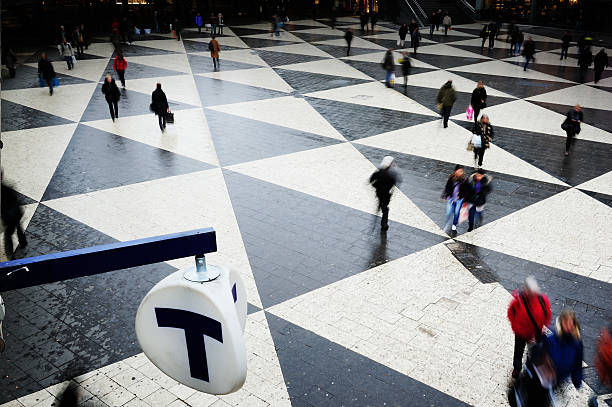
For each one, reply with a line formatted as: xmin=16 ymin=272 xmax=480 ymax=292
xmin=403 ymin=0 xmax=427 ymax=26
xmin=456 ymin=0 xmax=476 ymax=19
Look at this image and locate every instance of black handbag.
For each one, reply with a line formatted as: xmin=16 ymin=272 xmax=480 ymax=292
xmin=165 ymin=111 xmax=174 ymax=123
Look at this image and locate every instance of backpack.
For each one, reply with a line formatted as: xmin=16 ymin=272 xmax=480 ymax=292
xmin=208 ymin=41 xmax=214 ymax=52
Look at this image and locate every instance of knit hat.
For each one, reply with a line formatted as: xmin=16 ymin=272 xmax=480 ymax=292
xmin=380 ymin=156 xmax=394 ymax=169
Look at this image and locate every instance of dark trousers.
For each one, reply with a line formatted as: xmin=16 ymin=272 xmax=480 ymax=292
xmin=441 ymin=105 xmax=452 ymax=128
xmin=444 ymin=25 xmax=449 ymax=36
xmin=346 ymin=41 xmax=351 ymax=56
xmin=198 ymin=26 xmax=202 ymax=33
xmin=468 ymin=204 xmax=482 ymax=230
xmin=378 ymin=194 xmax=390 ymax=228
xmin=158 ymin=113 xmax=166 ymax=130
xmin=565 ymin=131 xmax=575 ymax=152
xmin=488 ymin=36 xmax=495 ymax=48
xmin=117 ymin=70 xmax=126 ymax=87
xmin=513 ymin=336 xmax=527 ymax=373
xmin=430 ymin=24 xmax=435 ymax=36
xmin=77 ymin=43 xmax=84 ymax=56
xmin=65 ymin=56 xmax=73 ymax=70
xmin=46 ymin=79 xmax=54 ymax=95
xmin=473 ymin=107 xmax=481 ymax=124
xmin=523 ymin=55 xmax=533 ymax=70
xmin=4 ymin=219 xmax=26 ymax=259
xmin=213 ymin=57 xmax=219 ymax=69
xmin=481 ymin=37 xmax=487 ymax=48
xmin=579 ymin=67 xmax=588 ymax=83
xmin=413 ymin=44 xmax=418 ymax=55
xmin=176 ymin=30 xmax=181 ymax=41
xmin=560 ymin=45 xmax=568 ymax=59
xmin=473 ymin=147 xmax=485 ymax=166
xmin=107 ymin=100 xmax=118 ymax=120
xmin=595 ymin=68 xmax=604 ymax=83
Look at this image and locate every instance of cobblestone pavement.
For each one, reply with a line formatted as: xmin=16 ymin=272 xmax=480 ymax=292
xmin=1 ymin=16 xmax=612 ymax=407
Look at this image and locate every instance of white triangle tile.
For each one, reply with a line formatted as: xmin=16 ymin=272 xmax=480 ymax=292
xmin=313 ymin=37 xmax=387 ymax=50
xmin=342 ymin=51 xmax=439 ymax=69
xmin=404 ymin=69 xmax=516 ymax=98
xmin=459 ymin=99 xmax=612 ymax=144
xmin=447 ymin=37 xmax=511 ymax=50
xmin=256 ymin=42 xmax=334 ymax=58
xmin=305 ymin=81 xmax=438 ymax=116
xmin=576 ymin=171 xmax=612 ymax=196
xmin=234 ymin=22 xmax=278 ymax=30
xmin=288 ymin=27 xmax=346 ymax=36
xmin=125 ymin=74 xmax=202 ymax=107
xmin=186 ymin=36 xmax=250 ymax=48
xmin=82 ymin=108 xmax=218 ymax=166
xmin=0 ymin=203 xmax=38 ymax=262
xmin=526 ymin=84 xmax=612 ymax=111
xmin=339 ymin=23 xmax=396 ymax=32
xmin=242 ymin=31 xmax=305 ymax=43
xmin=417 ymin=44 xmax=492 ymax=59
xmin=501 ymin=51 xmax=579 ymax=67
xmin=207 ymin=96 xmax=345 ymax=141
xmin=26 ymin=58 xmax=109 ymax=82
xmin=44 ymin=168 xmax=262 ymax=308
xmin=197 ymin=67 xmax=293 ymax=93
xmin=457 ymin=189 xmax=612 ymax=282
xmin=361 ymin=31 xmax=406 ymax=41
xmin=448 ymin=60 xmax=575 ymax=83
xmin=276 ymin=58 xmax=374 ymax=80
xmin=1 ymin=124 xmax=77 ymax=201
xmin=585 ymin=76 xmax=612 ymax=87
xmin=227 ymin=143 xmax=445 ymax=236
xmin=1 ymin=82 xmax=97 ymax=122
xmin=82 ymin=42 xmax=115 ymax=58
xmin=354 ymin=120 xmax=566 ymax=186
xmin=525 ymin=33 xmax=562 ymax=44
xmin=190 ymin=48 xmax=269 ymax=67
xmin=125 ymin=53 xmax=192 ymax=74
xmin=135 ymin=39 xmax=186 ymax=53
xmin=290 ymin=19 xmax=329 ymax=27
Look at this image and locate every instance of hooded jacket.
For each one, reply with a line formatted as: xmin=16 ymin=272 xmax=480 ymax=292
xmin=442 ymin=174 xmax=469 ymax=201
xmin=436 ymin=81 xmax=457 ymax=107
xmin=507 ymin=289 xmax=551 ymax=340
xmin=543 ymin=330 xmax=583 ymax=388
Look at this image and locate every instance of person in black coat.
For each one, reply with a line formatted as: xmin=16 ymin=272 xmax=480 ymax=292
xmin=400 ymin=52 xmax=411 ymax=92
xmin=522 ymin=36 xmax=535 ymax=71
xmin=37 ymin=52 xmax=56 ymax=95
xmin=344 ymin=29 xmax=353 ymax=56
xmin=1 ymin=179 xmax=27 ymax=260
xmin=398 ymin=23 xmax=408 ymax=48
xmin=487 ymin=22 xmax=497 ymax=49
xmin=466 ymin=169 xmax=492 ymax=232
xmin=594 ymin=48 xmax=609 ymax=84
xmin=408 ymin=19 xmax=418 ymax=43
xmin=101 ymin=74 xmax=120 ymax=121
xmin=472 ymin=114 xmax=494 ymax=168
xmin=370 ymin=156 xmax=400 ymax=232
xmin=152 ymin=83 xmax=169 ymax=132
xmin=578 ymin=46 xmax=593 ymax=83
xmin=560 ymin=31 xmax=572 ymax=60
xmin=442 ymin=164 xmax=469 ymax=234
xmin=470 ymin=81 xmax=487 ymax=124
xmin=563 ymin=105 xmax=583 ymax=156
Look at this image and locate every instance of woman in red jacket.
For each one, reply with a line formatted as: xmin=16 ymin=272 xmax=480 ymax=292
xmin=507 ymin=276 xmax=552 ymax=378
xmin=113 ymin=53 xmax=128 ymax=88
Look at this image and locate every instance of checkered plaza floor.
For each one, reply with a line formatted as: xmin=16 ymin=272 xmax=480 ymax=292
xmin=1 ymin=16 xmax=612 ymax=407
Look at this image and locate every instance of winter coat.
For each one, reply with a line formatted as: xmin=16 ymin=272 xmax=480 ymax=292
xmin=101 ymin=79 xmax=120 ymax=103
xmin=61 ymin=43 xmax=74 ymax=57
xmin=488 ymin=23 xmax=497 ymax=38
xmin=1 ymin=184 xmax=23 ymax=223
xmin=442 ymin=175 xmax=469 ymax=201
xmin=38 ymin=58 xmax=55 ymax=80
xmin=470 ymin=87 xmax=487 ymax=110
xmin=209 ymin=38 xmax=220 ymax=59
xmin=542 ymin=332 xmax=583 ymax=388
xmin=507 ymin=289 xmax=552 ymax=340
xmin=443 ymin=15 xmax=451 ymax=26
xmin=151 ymin=88 xmax=169 ymax=116
xmin=594 ymin=50 xmax=609 ymax=71
xmin=382 ymin=51 xmax=394 ymax=72
xmin=579 ymin=49 xmax=593 ymax=69
xmin=113 ymin=56 xmax=128 ymax=71
xmin=565 ymin=109 xmax=583 ymax=134
xmin=522 ymin=39 xmax=535 ymax=57
xmin=195 ymin=15 xmax=203 ymax=27
xmin=399 ymin=24 xmax=408 ymax=40
xmin=466 ymin=174 xmax=492 ymax=206
xmin=436 ymin=82 xmax=456 ymax=108
xmin=370 ymin=168 xmax=399 ymax=199
xmin=480 ymin=25 xmax=488 ymax=39
xmin=562 ymin=33 xmax=571 ymax=47
xmin=345 ymin=30 xmax=353 ymax=43
xmin=474 ymin=121 xmax=494 ymax=149
xmin=411 ymin=30 xmax=421 ymax=47
xmin=400 ymin=56 xmax=411 ymax=76
xmin=408 ymin=22 xmax=418 ymax=36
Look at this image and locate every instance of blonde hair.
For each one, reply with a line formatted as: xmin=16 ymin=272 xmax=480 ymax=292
xmin=556 ymin=309 xmax=581 ymax=340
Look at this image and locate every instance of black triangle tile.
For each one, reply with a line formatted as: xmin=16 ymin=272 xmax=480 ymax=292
xmin=193 ymin=75 xmax=288 ymax=107
xmin=205 ymin=110 xmax=342 ymax=166
xmin=222 ymin=169 xmax=446 ymax=308
xmin=23 ymin=47 xmax=106 ymax=63
xmin=240 ymin=37 xmax=300 ymax=48
xmin=187 ymin=54 xmax=261 ymax=74
xmin=528 ymin=100 xmax=612 ymax=134
xmin=113 ymin=44 xmax=179 ymax=57
xmin=41 ymin=124 xmax=214 ymax=200
xmin=101 ymin=59 xmax=186 ymax=82
xmin=265 ymin=312 xmax=471 ymax=406
xmin=427 ymin=33 xmax=474 ymax=44
xmin=452 ymin=71 xmax=579 ymax=98
xmin=359 ymin=38 xmax=403 ymax=49
xmin=1 ymin=99 xmax=74 ymax=131
xmin=255 ymin=50 xmax=330 ymax=67
xmin=290 ymin=32 xmax=345 ymax=43
xmin=133 ymin=34 xmax=180 ymax=41
xmin=182 ymin=39 xmax=244 ymax=54
xmin=306 ymin=96 xmax=436 ymax=140
xmin=354 ymin=143 xmax=568 ymax=234
xmin=450 ymin=44 xmax=517 ymax=60
xmin=179 ymin=31 xmax=233 ymax=40
xmin=313 ymin=44 xmax=379 ymax=58
xmin=282 ymin=24 xmax=325 ymax=32
xmin=411 ymin=53 xmax=490 ymax=69
xmin=1 ymin=65 xmax=94 ymax=91
xmin=275 ymin=69 xmax=372 ymax=93
xmin=81 ymin=83 xmax=196 ymax=122
xmin=505 ymin=60 xmax=612 ymax=83
xmin=580 ymin=189 xmax=612 ymax=209
xmin=342 ymin=59 xmax=435 ymax=81
xmin=230 ymin=27 xmax=273 ymax=36
xmin=486 ymin=122 xmax=612 ymax=186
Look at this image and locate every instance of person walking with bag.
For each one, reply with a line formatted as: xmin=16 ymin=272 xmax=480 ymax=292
xmin=38 ymin=52 xmax=56 ymax=95
xmin=442 ymin=13 xmax=452 ymax=36
xmin=113 ymin=53 xmax=128 ymax=88
xmin=101 ymin=74 xmax=120 ymax=121
xmin=152 ymin=83 xmax=169 ymax=132
xmin=470 ymin=81 xmax=487 ymax=124
xmin=562 ymin=104 xmax=582 ymax=156
xmin=61 ymin=39 xmax=75 ymax=70
xmin=209 ymin=35 xmax=220 ymax=70
xmin=594 ymin=48 xmax=609 ymax=84
xmin=400 ymin=52 xmax=411 ymax=92
xmin=522 ymin=36 xmax=535 ymax=71
xmin=466 ymin=169 xmax=491 ymax=232
xmin=369 ymin=156 xmax=400 ymax=232
xmin=441 ymin=164 xmax=468 ymax=234
xmin=382 ymin=49 xmax=395 ymax=88
xmin=472 ymin=114 xmax=494 ymax=168
xmin=436 ymin=80 xmax=456 ymax=128
xmin=398 ymin=23 xmax=408 ymax=47
xmin=480 ymin=24 xmax=489 ymax=50
xmin=560 ymin=31 xmax=572 ymax=60
xmin=507 ymin=276 xmax=552 ymax=379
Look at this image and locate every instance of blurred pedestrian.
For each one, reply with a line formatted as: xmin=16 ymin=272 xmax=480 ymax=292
xmin=578 ymin=46 xmax=593 ymax=83
xmin=515 ymin=29 xmax=523 ymax=56
xmin=61 ymin=39 xmax=74 ymax=70
xmin=344 ymin=29 xmax=353 ymax=56
xmin=507 ymin=276 xmax=551 ymax=379
xmin=592 ymin=328 xmax=612 ymax=407
xmin=369 ymin=156 xmax=400 ymax=232
xmin=5 ymin=48 xmax=16 ymax=78
xmin=436 ymin=80 xmax=456 ymax=128
xmin=217 ymin=13 xmax=224 ymax=35
xmin=151 ymin=83 xmax=169 ymax=132
xmin=209 ymin=35 xmax=220 ymax=70
xmin=370 ymin=11 xmax=377 ymax=31
xmin=398 ymin=23 xmax=408 ymax=47
xmin=408 ymin=18 xmax=418 ymax=42
xmin=382 ymin=49 xmax=395 ymax=88
xmin=435 ymin=9 xmax=442 ymax=31
xmin=430 ymin=12 xmax=437 ymax=37
xmin=80 ymin=24 xmax=89 ymax=50
xmin=443 ymin=13 xmax=452 ymax=36
xmin=472 ymin=114 xmax=494 ymax=168
xmin=509 ymin=26 xmax=518 ymax=56
xmin=470 ymin=80 xmax=487 ymax=124
xmin=488 ymin=21 xmax=497 ymax=49
xmin=480 ymin=24 xmax=488 ymax=50
xmin=101 ymin=74 xmax=120 ymax=121
xmin=174 ymin=18 xmax=182 ymax=41
xmin=441 ymin=164 xmax=468 ymax=234
xmin=522 ymin=36 xmax=535 ymax=71
xmin=113 ymin=52 xmax=128 ymax=88
xmin=412 ymin=26 xmax=421 ymax=55
xmin=195 ymin=12 xmax=203 ymax=33
xmin=560 ymin=31 xmax=571 ymax=60
xmin=466 ymin=169 xmax=491 ymax=232
xmin=594 ymin=48 xmax=609 ymax=84
xmin=210 ymin=13 xmax=217 ymax=35
xmin=331 ymin=7 xmax=337 ymax=29
xmin=360 ymin=12 xmax=368 ymax=32
xmin=72 ymin=27 xmax=84 ymax=58
xmin=400 ymin=52 xmax=411 ymax=92
xmin=1 ymin=178 xmax=28 ymax=260
xmin=562 ymin=104 xmax=582 ymax=156
xmin=38 ymin=52 xmax=56 ymax=95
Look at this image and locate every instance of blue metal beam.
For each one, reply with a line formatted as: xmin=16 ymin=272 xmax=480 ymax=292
xmin=0 ymin=228 xmax=217 ymax=291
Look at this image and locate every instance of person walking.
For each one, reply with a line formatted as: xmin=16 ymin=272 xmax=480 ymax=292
xmin=369 ymin=156 xmax=400 ymax=232
xmin=441 ymin=164 xmax=468 ymax=234
xmin=209 ymin=35 xmax=220 ymax=70
xmin=370 ymin=11 xmax=377 ymax=32
xmin=435 ymin=9 xmax=442 ymax=31
xmin=560 ymin=31 xmax=572 ymax=60
xmin=411 ymin=26 xmax=421 ymax=56
xmin=562 ymin=104 xmax=582 ymax=156
xmin=472 ymin=114 xmax=494 ymax=168
xmin=480 ymin=24 xmax=489 ymax=50
xmin=470 ymin=81 xmax=487 ymax=124
xmin=38 ymin=52 xmax=56 ymax=95
xmin=344 ymin=29 xmax=353 ymax=56
xmin=507 ymin=276 xmax=552 ymax=379
xmin=1 ymin=179 xmax=28 ymax=260
xmin=398 ymin=23 xmax=408 ymax=48
xmin=360 ymin=11 xmax=368 ymax=33
xmin=382 ymin=49 xmax=395 ymax=88
xmin=436 ymin=80 xmax=456 ymax=128
xmin=442 ymin=13 xmax=452 ymax=36
xmin=522 ymin=36 xmax=535 ymax=71
xmin=400 ymin=52 xmax=411 ymax=92
xmin=429 ymin=12 xmax=437 ymax=37
xmin=515 ymin=29 xmax=523 ymax=56
xmin=152 ymin=83 xmax=169 ymax=132
xmin=217 ymin=13 xmax=224 ymax=35
xmin=210 ymin=13 xmax=217 ymax=35
xmin=72 ymin=27 xmax=83 ymax=58
xmin=5 ymin=48 xmax=17 ymax=78
xmin=113 ymin=52 xmax=128 ymax=88
xmin=408 ymin=18 xmax=418 ymax=42
xmin=466 ymin=169 xmax=492 ymax=232
xmin=174 ymin=18 xmax=182 ymax=41
xmin=488 ymin=21 xmax=497 ymax=49
xmin=101 ymin=74 xmax=120 ymax=121
xmin=578 ymin=46 xmax=593 ymax=83
xmin=195 ymin=12 xmax=203 ymax=34
xmin=509 ymin=26 xmax=518 ymax=56
xmin=594 ymin=48 xmax=609 ymax=84
xmin=61 ymin=39 xmax=75 ymax=70
xmin=80 ymin=23 xmax=89 ymax=50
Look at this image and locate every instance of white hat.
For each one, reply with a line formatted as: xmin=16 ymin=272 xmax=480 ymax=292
xmin=380 ymin=156 xmax=394 ymax=169
xmin=525 ymin=276 xmax=540 ymax=293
